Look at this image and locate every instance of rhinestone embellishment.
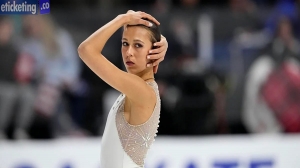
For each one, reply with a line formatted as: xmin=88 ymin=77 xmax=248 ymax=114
xmin=115 ymin=81 xmax=161 ymax=166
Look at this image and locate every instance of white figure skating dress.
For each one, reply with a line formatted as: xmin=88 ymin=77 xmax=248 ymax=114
xmin=100 ymin=81 xmax=161 ymax=168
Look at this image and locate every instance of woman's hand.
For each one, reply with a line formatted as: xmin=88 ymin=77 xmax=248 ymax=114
xmin=124 ymin=10 xmax=160 ymax=27
xmin=147 ymin=35 xmax=168 ymax=74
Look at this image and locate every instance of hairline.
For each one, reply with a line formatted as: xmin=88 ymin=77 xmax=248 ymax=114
xmin=123 ymin=24 xmax=159 ymax=43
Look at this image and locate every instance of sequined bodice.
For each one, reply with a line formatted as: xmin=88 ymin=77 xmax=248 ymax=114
xmin=115 ymin=81 xmax=161 ymax=166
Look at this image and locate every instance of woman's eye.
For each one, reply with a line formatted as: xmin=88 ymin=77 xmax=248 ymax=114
xmin=135 ymin=43 xmax=143 ymax=48
xmin=122 ymin=42 xmax=128 ymax=46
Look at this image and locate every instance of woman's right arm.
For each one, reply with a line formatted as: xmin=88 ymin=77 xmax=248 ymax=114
xmin=78 ymin=12 xmax=159 ymax=105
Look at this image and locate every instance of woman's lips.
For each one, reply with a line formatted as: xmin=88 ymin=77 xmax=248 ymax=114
xmin=126 ymin=61 xmax=135 ymax=66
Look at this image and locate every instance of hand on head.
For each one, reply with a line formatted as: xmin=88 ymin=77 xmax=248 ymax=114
xmin=125 ymin=10 xmax=160 ymax=27
xmin=124 ymin=10 xmax=168 ymax=74
xmin=147 ymin=35 xmax=168 ymax=74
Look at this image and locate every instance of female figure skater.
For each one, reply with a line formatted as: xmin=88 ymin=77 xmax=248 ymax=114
xmin=78 ymin=10 xmax=167 ymax=167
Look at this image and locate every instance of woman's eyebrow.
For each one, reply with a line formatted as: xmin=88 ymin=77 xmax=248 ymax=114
xmin=133 ymin=39 xmax=144 ymax=44
xmin=121 ymin=38 xmax=144 ymax=44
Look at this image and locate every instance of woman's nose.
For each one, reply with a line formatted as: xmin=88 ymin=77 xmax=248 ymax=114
xmin=126 ymin=46 xmax=134 ymax=57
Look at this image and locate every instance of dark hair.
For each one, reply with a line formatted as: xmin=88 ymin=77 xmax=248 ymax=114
xmin=126 ymin=18 xmax=161 ymax=48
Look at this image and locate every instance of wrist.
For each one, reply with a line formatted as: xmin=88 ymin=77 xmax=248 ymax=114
xmin=117 ymin=14 xmax=129 ymax=25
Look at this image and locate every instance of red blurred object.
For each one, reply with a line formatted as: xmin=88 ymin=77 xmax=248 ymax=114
xmin=14 ymin=52 xmax=34 ymax=84
xmin=261 ymin=62 xmax=300 ymax=132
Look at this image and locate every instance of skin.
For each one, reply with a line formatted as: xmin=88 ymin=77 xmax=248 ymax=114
xmin=121 ymin=26 xmax=157 ymax=123
xmin=78 ymin=11 xmax=166 ymax=125
xmin=121 ymin=26 xmax=154 ymax=76
xmin=149 ymin=34 xmax=167 ymax=74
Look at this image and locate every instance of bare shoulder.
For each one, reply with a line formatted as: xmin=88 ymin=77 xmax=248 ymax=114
xmin=131 ymin=81 xmax=157 ymax=107
xmin=127 ymin=82 xmax=157 ymax=125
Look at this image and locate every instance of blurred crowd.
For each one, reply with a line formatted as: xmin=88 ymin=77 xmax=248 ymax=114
xmin=1 ymin=0 xmax=300 ymax=140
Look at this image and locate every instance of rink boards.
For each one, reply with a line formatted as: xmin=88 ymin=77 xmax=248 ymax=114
xmin=0 ymin=135 xmax=300 ymax=168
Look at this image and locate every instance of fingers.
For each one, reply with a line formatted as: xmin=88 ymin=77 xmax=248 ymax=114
xmin=128 ymin=12 xmax=154 ymax=27
xmin=127 ymin=10 xmax=134 ymax=14
xmin=151 ymin=36 xmax=168 ymax=54
xmin=140 ymin=12 xmax=160 ymax=25
xmin=147 ymin=53 xmax=162 ymax=60
xmin=149 ymin=46 xmax=165 ymax=54
xmin=153 ymin=64 xmax=159 ymax=74
xmin=158 ymin=35 xmax=168 ymax=49
xmin=152 ymin=57 xmax=164 ymax=66
xmin=153 ymin=41 xmax=165 ymax=48
xmin=147 ymin=57 xmax=164 ymax=67
xmin=147 ymin=45 xmax=166 ymax=59
xmin=126 ymin=10 xmax=160 ymax=27
xmin=147 ymin=36 xmax=168 ymax=60
xmin=138 ymin=19 xmax=153 ymax=27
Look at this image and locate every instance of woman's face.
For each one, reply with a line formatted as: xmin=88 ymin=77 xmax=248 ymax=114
xmin=121 ymin=26 xmax=153 ymax=74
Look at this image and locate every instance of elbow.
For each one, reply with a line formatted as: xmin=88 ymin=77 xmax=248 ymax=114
xmin=77 ymin=42 xmax=90 ymax=58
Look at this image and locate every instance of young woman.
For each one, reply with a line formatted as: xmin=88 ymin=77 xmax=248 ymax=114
xmin=78 ymin=10 xmax=168 ymax=167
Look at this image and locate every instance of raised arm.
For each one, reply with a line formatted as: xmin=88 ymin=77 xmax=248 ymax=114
xmin=77 ymin=12 xmax=159 ymax=104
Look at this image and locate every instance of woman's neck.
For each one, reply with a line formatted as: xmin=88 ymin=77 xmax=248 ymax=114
xmin=136 ymin=69 xmax=154 ymax=82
